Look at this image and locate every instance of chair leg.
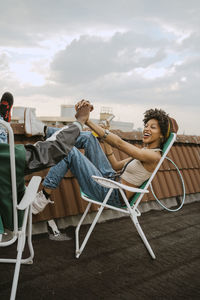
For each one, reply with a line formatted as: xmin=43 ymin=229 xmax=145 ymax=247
xmin=10 ymin=232 xmax=25 ymax=300
xmin=20 ymin=208 xmax=34 ymax=265
xmin=75 ymin=203 xmax=92 ymax=257
xmin=76 ymin=203 xmax=106 ymax=258
xmin=76 ymin=188 xmax=114 ymax=258
xmin=26 ymin=209 xmax=34 ymax=263
xmin=131 ymin=214 xmax=156 ymax=259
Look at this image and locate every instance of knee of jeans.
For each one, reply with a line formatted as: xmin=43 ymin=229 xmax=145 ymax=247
xmin=76 ymin=131 xmax=94 ymax=148
xmin=84 ymin=131 xmax=98 ymax=143
xmin=64 ymin=146 xmax=78 ymax=162
xmin=80 ymin=131 xmax=93 ymax=140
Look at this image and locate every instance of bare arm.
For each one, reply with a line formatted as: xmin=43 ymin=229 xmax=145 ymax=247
xmin=75 ymin=100 xmax=161 ymax=164
xmin=86 ymin=119 xmax=160 ymax=164
xmin=103 ymin=142 xmax=131 ymax=171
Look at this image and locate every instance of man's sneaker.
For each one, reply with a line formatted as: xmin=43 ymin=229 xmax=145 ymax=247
xmin=0 ymin=92 xmax=14 ymax=122
xmin=32 ymin=191 xmax=54 ymax=215
xmin=24 ymin=108 xmax=45 ymax=137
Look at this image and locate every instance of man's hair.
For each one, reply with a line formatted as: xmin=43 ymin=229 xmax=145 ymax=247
xmin=143 ymin=108 xmax=169 ymax=141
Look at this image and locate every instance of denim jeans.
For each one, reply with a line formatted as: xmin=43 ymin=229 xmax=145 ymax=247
xmin=43 ymin=128 xmax=122 ymax=207
xmin=0 ymin=116 xmax=8 ymax=143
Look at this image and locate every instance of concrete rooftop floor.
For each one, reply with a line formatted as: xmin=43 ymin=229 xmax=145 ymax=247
xmin=1 ymin=200 xmax=200 ymax=300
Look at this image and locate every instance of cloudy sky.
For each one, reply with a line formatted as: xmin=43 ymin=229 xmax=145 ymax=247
xmin=1 ymin=0 xmax=200 ymax=135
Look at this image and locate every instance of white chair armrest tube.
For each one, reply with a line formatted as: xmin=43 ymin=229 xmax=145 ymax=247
xmin=92 ymin=176 xmax=149 ymax=194
xmin=17 ymin=176 xmax=42 ymax=210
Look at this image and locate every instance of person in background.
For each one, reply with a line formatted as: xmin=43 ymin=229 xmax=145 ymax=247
xmin=0 ymin=92 xmax=14 ymax=143
xmin=0 ymin=101 xmax=91 ymax=214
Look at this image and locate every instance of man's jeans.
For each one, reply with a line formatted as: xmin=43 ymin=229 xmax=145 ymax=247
xmin=0 ymin=116 xmax=8 ymax=143
xmin=43 ymin=128 xmax=121 ymax=207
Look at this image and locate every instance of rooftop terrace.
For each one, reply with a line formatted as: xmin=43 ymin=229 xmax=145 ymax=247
xmin=1 ymin=200 xmax=200 ymax=299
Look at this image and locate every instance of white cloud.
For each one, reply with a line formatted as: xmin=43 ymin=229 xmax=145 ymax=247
xmin=10 ymin=62 xmax=46 ymax=87
xmin=0 ymin=0 xmax=199 ymax=135
xmin=134 ymin=66 xmax=171 ymax=79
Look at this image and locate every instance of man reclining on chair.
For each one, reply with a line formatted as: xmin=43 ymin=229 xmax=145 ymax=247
xmin=23 ymin=100 xmax=178 ymax=214
xmin=0 ymin=95 xmax=91 ymax=219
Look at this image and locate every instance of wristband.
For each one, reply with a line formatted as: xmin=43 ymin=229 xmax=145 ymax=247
xmin=106 ymin=152 xmax=113 ymax=157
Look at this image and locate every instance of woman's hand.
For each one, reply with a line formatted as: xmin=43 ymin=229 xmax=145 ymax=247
xmin=98 ymin=119 xmax=110 ymax=130
xmin=99 ymin=113 xmax=115 ymax=130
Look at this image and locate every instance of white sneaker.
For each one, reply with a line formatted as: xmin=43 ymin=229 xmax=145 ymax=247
xmin=32 ymin=191 xmax=54 ymax=215
xmin=24 ymin=108 xmax=45 ymax=136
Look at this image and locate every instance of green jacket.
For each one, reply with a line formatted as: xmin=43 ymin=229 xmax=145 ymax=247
xmin=0 ymin=143 xmax=26 ymax=233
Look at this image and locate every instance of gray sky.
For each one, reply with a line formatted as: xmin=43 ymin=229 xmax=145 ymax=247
xmin=1 ymin=0 xmax=200 ymax=134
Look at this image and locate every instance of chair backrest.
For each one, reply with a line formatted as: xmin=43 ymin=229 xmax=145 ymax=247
xmin=0 ymin=120 xmax=26 ymax=235
xmin=129 ymin=132 xmax=176 ymax=208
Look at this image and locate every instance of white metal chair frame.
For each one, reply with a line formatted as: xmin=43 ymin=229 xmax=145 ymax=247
xmin=0 ymin=119 xmax=41 ymax=300
xmin=75 ymin=133 xmax=177 ymax=260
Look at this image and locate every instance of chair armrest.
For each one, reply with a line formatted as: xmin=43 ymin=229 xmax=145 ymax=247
xmin=17 ymin=176 xmax=42 ymax=210
xmin=92 ymin=176 xmax=149 ymax=194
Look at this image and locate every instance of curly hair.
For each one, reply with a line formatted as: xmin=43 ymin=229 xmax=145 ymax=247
xmin=143 ymin=108 xmax=169 ymax=143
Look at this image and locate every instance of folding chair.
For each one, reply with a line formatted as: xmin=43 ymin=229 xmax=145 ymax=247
xmin=0 ymin=119 xmax=41 ymax=300
xmin=75 ymin=133 xmax=176 ymax=259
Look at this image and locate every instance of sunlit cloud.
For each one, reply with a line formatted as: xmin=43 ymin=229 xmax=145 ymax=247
xmin=134 ymin=66 xmax=173 ymax=79
xmin=0 ymin=0 xmax=199 ymax=135
xmin=10 ymin=62 xmax=46 ymax=86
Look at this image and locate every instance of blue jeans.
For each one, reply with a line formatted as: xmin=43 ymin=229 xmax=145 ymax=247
xmin=43 ymin=128 xmax=121 ymax=207
xmin=0 ymin=116 xmax=8 ymax=143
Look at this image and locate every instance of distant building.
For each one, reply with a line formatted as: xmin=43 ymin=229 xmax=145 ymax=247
xmin=11 ymin=105 xmax=134 ymax=132
xmin=98 ymin=106 xmax=134 ymax=131
xmin=89 ymin=119 xmax=134 ymax=132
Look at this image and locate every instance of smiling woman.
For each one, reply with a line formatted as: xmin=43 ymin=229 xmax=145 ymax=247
xmin=143 ymin=108 xmax=169 ymax=148
xmin=84 ymin=106 xmax=172 ymax=200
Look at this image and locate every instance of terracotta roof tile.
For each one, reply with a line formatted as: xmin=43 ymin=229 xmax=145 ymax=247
xmin=10 ymin=123 xmax=200 ymax=222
